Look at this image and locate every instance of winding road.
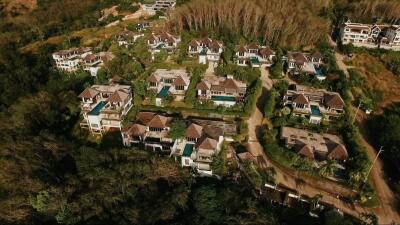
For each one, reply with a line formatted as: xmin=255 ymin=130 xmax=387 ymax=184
xmin=246 ymin=66 xmax=400 ymax=224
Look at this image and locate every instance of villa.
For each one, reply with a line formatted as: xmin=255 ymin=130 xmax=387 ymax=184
xmin=115 ymin=30 xmax=144 ymax=47
xmin=170 ymin=122 xmax=224 ymax=175
xmin=121 ymin=112 xmax=174 ymax=152
xmin=188 ymin=38 xmax=223 ymax=66
xmin=79 ymin=84 xmax=133 ymax=135
xmin=52 ymin=47 xmax=92 ymax=73
xmin=147 ymin=32 xmax=181 ymax=55
xmin=340 ymin=20 xmax=400 ymax=51
xmin=137 ymin=21 xmax=152 ymax=31
xmin=235 ymin=43 xmax=275 ymax=68
xmin=284 ymin=51 xmax=325 ymax=80
xmin=283 ymin=84 xmax=345 ymax=124
xmin=144 ymin=0 xmax=176 ymax=12
xmin=280 ymin=126 xmax=349 ymax=161
xmin=196 ymin=75 xmax=247 ymax=107
xmin=147 ymin=69 xmax=190 ymax=106
xmin=53 ymin=47 xmax=114 ymax=76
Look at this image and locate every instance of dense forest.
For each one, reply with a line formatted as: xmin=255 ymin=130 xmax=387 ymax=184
xmin=0 ymin=0 xmax=399 ymax=224
xmin=368 ymin=103 xmax=400 ymax=193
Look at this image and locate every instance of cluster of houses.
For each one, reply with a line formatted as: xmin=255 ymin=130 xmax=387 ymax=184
xmin=340 ymin=20 xmax=400 ymax=51
xmin=121 ymin=112 xmax=236 ymax=175
xmin=276 ymin=84 xmax=349 ymax=166
xmin=144 ymin=68 xmax=248 ymax=107
xmin=52 ymin=47 xmax=114 ymax=76
xmin=65 ymin=17 xmax=367 ymax=179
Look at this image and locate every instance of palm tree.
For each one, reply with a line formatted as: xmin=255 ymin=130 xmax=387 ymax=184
xmin=318 ymin=160 xmax=337 ymax=177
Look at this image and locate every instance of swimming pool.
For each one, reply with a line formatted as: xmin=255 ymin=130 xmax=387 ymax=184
xmin=157 ymin=86 xmax=170 ymax=98
xmin=211 ymin=96 xmax=236 ymax=102
xmin=310 ymin=105 xmax=321 ymax=116
xmin=88 ymin=101 xmax=106 ymax=115
xmin=183 ymin=144 xmax=194 ymax=157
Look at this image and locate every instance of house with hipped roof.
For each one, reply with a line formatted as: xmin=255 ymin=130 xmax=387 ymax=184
xmin=121 ymin=112 xmax=175 ymax=151
xmin=115 ymin=30 xmax=144 ymax=47
xmin=147 ymin=69 xmax=190 ymax=106
xmin=283 ymin=84 xmax=345 ymax=124
xmin=170 ymin=122 xmax=224 ymax=175
xmin=188 ymin=38 xmax=223 ymax=66
xmin=196 ymin=75 xmax=247 ymax=107
xmin=78 ymin=84 xmax=133 ymax=135
xmin=284 ymin=51 xmax=325 ymax=80
xmin=280 ymin=126 xmax=349 ymax=162
xmin=147 ymin=31 xmax=181 ymax=56
xmin=340 ymin=20 xmax=400 ymax=51
xmin=235 ymin=43 xmax=275 ymax=68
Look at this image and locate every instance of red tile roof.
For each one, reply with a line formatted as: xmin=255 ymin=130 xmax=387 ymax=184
xmin=79 ymin=88 xmax=99 ymax=98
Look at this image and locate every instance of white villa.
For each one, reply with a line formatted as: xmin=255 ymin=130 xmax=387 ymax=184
xmin=147 ymin=32 xmax=181 ymax=55
xmin=196 ymin=75 xmax=247 ymax=107
xmin=340 ymin=20 xmax=400 ymax=51
xmin=144 ymin=0 xmax=176 ymax=12
xmin=147 ymin=69 xmax=190 ymax=106
xmin=188 ymin=38 xmax=223 ymax=66
xmin=283 ymin=84 xmax=345 ymax=124
xmin=79 ymin=84 xmax=133 ymax=135
xmin=53 ymin=47 xmax=114 ymax=76
xmin=52 ymin=47 xmax=92 ymax=73
xmin=235 ymin=43 xmax=275 ymax=68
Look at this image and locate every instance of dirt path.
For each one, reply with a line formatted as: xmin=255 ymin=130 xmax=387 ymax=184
xmin=245 ymin=66 xmax=400 ymax=224
xmin=356 ymin=110 xmax=400 ymax=224
xmin=335 ymin=52 xmax=354 ymax=78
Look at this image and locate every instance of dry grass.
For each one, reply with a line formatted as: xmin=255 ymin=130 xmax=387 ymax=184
xmin=352 ymin=53 xmax=400 ymax=112
xmin=20 ymin=20 xmax=137 ymax=53
xmin=2 ymin=0 xmax=37 ymax=17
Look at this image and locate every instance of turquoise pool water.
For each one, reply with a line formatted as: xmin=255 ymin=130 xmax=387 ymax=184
xmin=314 ymin=65 xmax=325 ymax=77
xmin=250 ymin=56 xmax=260 ymax=65
xmin=211 ymin=96 xmax=236 ymax=102
xmin=88 ymin=101 xmax=106 ymax=116
xmin=183 ymin=144 xmax=194 ymax=157
xmin=310 ymin=105 xmax=321 ymax=116
xmin=157 ymin=86 xmax=170 ymax=98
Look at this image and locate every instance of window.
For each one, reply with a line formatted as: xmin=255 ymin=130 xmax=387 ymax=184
xmin=185 ymin=159 xmax=189 ymax=165
xmin=176 ymin=85 xmax=184 ymax=90
xmin=150 ymin=82 xmax=157 ymax=87
xmin=239 ymin=52 xmax=244 ymax=56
